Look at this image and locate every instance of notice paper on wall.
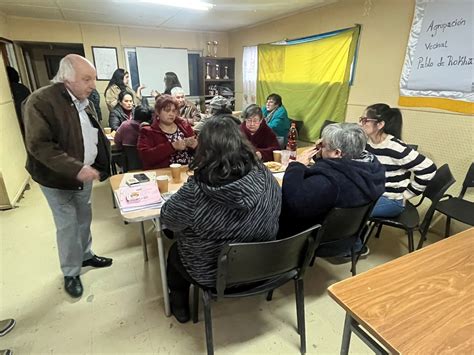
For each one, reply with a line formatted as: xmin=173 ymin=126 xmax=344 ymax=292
xmin=405 ymin=1 xmax=473 ymax=92
xmin=399 ymin=0 xmax=473 ymax=113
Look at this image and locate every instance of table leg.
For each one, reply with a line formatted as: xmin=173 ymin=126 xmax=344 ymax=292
xmin=155 ymin=219 xmax=171 ymax=317
xmin=140 ymin=221 xmax=149 ymax=262
xmin=340 ymin=313 xmax=352 ymax=355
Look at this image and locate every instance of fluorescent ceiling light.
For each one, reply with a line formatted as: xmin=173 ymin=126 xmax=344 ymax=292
xmin=139 ymin=0 xmax=214 ymax=11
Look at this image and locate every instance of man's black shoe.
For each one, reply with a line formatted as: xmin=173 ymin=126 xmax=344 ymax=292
xmin=64 ymin=276 xmax=83 ymax=298
xmin=82 ymin=255 xmax=113 ymax=268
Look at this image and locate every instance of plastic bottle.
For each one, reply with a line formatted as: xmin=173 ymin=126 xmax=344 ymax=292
xmin=286 ymin=122 xmax=298 ymax=160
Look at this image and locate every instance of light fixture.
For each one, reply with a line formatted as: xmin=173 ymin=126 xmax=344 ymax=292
xmin=139 ymin=0 xmax=214 ymax=11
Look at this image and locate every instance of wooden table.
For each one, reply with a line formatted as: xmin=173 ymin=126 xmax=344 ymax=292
xmin=328 ymin=228 xmax=474 ymax=354
xmin=110 ymin=167 xmax=191 ymax=317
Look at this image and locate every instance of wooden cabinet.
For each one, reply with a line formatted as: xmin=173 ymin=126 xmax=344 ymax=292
xmin=200 ymin=57 xmax=235 ymax=104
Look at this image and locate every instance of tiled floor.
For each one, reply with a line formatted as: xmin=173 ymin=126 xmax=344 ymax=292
xmin=1 ymin=180 xmax=452 ymax=354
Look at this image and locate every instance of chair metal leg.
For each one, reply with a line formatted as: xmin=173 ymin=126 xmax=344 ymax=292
xmin=202 ymin=290 xmax=214 ymax=355
xmin=445 ymin=216 xmax=451 ymax=238
xmin=140 ymin=221 xmax=148 ymax=262
xmin=374 ymin=223 xmax=382 ymax=239
xmin=111 ymin=187 xmax=117 ymax=209
xmin=407 ymin=229 xmax=414 ymax=252
xmin=309 ymin=252 xmax=317 ymax=267
xmin=340 ymin=313 xmax=352 ymax=355
xmin=266 ymin=290 xmax=274 ymax=301
xmin=350 ymin=246 xmax=356 ymax=276
xmin=192 ymin=285 xmax=199 ymax=323
xmin=295 ymin=279 xmax=306 ymax=354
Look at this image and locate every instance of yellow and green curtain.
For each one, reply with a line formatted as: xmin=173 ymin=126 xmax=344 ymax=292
xmin=257 ymin=26 xmax=360 ymax=141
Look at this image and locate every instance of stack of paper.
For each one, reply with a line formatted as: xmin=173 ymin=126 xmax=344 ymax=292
xmin=115 ymin=181 xmax=163 ymax=213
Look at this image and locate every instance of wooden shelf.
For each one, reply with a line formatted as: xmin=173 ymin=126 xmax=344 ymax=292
xmin=200 ymin=57 xmax=235 ymax=103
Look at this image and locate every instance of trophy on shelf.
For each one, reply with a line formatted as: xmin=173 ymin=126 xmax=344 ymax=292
xmin=223 ymin=66 xmax=229 ymax=80
xmin=205 ymin=62 xmax=211 ymax=79
xmin=213 ymin=41 xmax=218 ymax=57
xmin=215 ymin=64 xmax=220 ymax=79
xmin=206 ymin=41 xmax=212 ymax=57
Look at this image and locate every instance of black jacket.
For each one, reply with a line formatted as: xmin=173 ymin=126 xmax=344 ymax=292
xmin=109 ymin=105 xmax=133 ymax=131
xmin=279 ymin=153 xmax=385 ymax=238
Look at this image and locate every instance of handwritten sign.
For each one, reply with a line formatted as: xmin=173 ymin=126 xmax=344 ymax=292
xmin=406 ymin=1 xmax=473 ymax=92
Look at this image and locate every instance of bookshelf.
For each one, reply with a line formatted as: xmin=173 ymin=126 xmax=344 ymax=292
xmin=200 ymin=57 xmax=235 ymax=102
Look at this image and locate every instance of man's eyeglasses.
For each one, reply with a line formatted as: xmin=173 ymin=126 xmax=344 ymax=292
xmin=359 ymin=117 xmax=378 ymax=124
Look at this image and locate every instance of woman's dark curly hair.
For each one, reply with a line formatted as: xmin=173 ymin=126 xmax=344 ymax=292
xmin=190 ymin=115 xmax=260 ymax=187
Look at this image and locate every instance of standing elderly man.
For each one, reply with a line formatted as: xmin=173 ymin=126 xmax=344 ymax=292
xmin=170 ymin=87 xmax=201 ymax=126
xmin=23 ymin=54 xmax=112 ymax=298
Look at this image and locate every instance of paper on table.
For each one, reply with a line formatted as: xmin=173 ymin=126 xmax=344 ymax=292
xmin=273 ymin=172 xmax=285 ymax=180
xmin=115 ymin=180 xmax=163 ymax=212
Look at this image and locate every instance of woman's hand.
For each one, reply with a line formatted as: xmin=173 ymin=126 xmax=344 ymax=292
xmin=184 ymin=136 xmax=198 ymax=149
xmin=171 ymin=139 xmax=187 ymax=151
xmin=296 ymin=147 xmax=319 ymax=166
xmin=256 ymin=151 xmax=262 ymax=159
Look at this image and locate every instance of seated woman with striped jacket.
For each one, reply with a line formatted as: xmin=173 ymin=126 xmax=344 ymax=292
xmin=359 ymin=103 xmax=437 ymax=218
xmin=160 ymin=115 xmax=281 ymax=323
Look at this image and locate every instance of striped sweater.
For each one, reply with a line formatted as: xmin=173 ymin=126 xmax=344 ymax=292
xmin=160 ymin=165 xmax=281 ymax=287
xmin=366 ymin=135 xmax=436 ymax=201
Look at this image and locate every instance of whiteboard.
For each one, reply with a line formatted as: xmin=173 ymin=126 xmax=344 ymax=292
xmin=136 ymin=47 xmax=190 ymax=95
xmin=406 ymin=0 xmax=473 ymax=92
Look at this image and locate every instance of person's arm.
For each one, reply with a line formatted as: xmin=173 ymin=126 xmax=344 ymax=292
xmin=267 ymin=106 xmax=291 ymax=137
xmin=113 ymin=124 xmax=123 ymax=149
xmin=105 ymin=85 xmax=119 ymax=112
xmin=108 ymin=110 xmax=121 ymax=131
xmin=160 ymin=180 xmax=194 ymax=232
xmin=282 ymin=162 xmax=338 ymax=219
xmin=257 ymin=129 xmax=280 ymax=162
xmin=401 ymin=148 xmax=437 ymax=200
xmin=137 ymin=127 xmax=175 ymax=168
xmin=190 ymin=103 xmax=201 ymax=123
xmin=24 ymin=96 xmax=84 ymax=178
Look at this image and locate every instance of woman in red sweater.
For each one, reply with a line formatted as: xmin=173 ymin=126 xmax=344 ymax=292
xmin=240 ymin=104 xmax=280 ymax=162
xmin=137 ymin=95 xmax=197 ymax=169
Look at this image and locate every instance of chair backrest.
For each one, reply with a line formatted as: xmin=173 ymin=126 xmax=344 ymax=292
xmin=122 ymin=145 xmax=143 ymax=172
xmin=215 ymin=224 xmax=321 ymax=298
xmin=460 ymin=162 xmax=474 ymax=198
xmin=419 ymin=164 xmax=456 ymax=235
xmin=407 ymin=144 xmax=418 ymax=151
xmin=316 ymin=201 xmax=375 ymax=246
xmin=319 ymin=120 xmax=337 ymax=138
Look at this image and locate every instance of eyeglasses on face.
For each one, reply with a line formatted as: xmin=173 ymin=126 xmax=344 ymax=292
xmin=245 ymin=118 xmax=262 ymax=125
xmin=359 ymin=116 xmax=379 ymax=124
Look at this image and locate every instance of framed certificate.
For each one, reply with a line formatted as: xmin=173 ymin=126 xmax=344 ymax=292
xmin=92 ymin=46 xmax=118 ymax=81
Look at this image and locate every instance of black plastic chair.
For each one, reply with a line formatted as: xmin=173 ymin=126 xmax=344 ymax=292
xmin=367 ymin=164 xmax=456 ymax=252
xmin=319 ymin=120 xmax=337 ymax=138
xmin=310 ymin=201 xmax=377 ymax=276
xmin=122 ymin=145 xmax=143 ymax=172
xmin=192 ymin=224 xmax=321 ymax=355
xmin=435 ymin=162 xmax=474 ymax=237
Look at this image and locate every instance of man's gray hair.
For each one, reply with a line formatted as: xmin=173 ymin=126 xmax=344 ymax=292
xmin=170 ymin=87 xmax=185 ymax=96
xmin=321 ymin=123 xmax=367 ymax=159
xmin=51 ymin=56 xmax=76 ymax=83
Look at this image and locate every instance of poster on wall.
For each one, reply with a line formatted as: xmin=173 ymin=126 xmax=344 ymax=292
xmin=92 ymin=47 xmax=119 ymax=81
xmin=399 ymin=0 xmax=473 ymax=113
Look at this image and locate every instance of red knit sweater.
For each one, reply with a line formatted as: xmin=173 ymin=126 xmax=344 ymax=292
xmin=240 ymin=120 xmax=280 ymax=162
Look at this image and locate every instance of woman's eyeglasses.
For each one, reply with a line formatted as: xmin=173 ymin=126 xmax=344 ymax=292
xmin=245 ymin=118 xmax=261 ymax=125
xmin=359 ymin=116 xmax=379 ymax=125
